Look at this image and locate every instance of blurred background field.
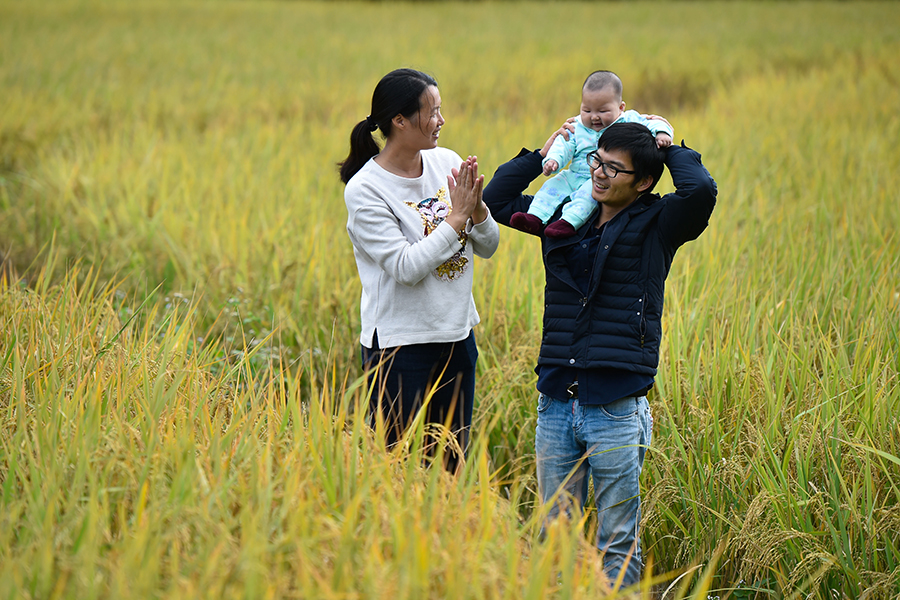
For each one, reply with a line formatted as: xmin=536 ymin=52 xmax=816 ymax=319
xmin=1 ymin=1 xmax=899 ymax=598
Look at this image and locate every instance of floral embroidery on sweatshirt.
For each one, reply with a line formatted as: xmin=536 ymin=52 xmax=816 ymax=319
xmin=405 ymin=186 xmax=468 ymax=281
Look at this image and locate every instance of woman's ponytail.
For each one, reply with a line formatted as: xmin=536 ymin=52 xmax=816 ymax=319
xmin=339 ymin=119 xmax=381 ymax=184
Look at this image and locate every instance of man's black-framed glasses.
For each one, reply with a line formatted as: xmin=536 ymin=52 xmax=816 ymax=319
xmin=586 ymin=151 xmax=635 ymax=178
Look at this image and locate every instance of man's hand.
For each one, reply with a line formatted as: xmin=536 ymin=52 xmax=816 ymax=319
xmin=543 ymin=159 xmax=559 ymax=176
xmin=656 ymin=132 xmax=673 ymax=149
xmin=540 ymin=117 xmax=578 ymax=157
xmin=642 ymin=114 xmax=672 ymax=128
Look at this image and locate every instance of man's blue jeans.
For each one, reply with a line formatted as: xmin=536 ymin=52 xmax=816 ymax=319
xmin=535 ymin=393 xmax=653 ymax=588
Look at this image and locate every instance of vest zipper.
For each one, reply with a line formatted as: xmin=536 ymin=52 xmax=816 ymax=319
xmin=639 ymin=293 xmax=647 ymax=348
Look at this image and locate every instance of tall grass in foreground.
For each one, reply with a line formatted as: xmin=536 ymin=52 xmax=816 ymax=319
xmin=2 ymin=1 xmax=900 ymax=597
xmin=2 ymin=266 xmax=711 ymax=599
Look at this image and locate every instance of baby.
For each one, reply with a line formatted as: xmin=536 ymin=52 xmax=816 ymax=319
xmin=510 ymin=71 xmax=674 ymax=238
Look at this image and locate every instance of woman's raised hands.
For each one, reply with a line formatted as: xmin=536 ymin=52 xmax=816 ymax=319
xmin=446 ymin=156 xmax=488 ymax=230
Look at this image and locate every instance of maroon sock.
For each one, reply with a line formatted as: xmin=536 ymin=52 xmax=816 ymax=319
xmin=544 ymin=219 xmax=577 ymax=238
xmin=510 ymin=212 xmax=545 ymax=235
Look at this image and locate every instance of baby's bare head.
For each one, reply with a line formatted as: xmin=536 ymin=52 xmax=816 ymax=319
xmin=582 ymin=70 xmax=623 ymax=101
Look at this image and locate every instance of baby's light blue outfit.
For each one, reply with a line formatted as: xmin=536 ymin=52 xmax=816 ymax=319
xmin=529 ymin=111 xmax=674 ymax=229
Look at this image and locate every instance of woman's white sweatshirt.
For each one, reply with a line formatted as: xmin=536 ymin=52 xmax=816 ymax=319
xmin=344 ymin=147 xmax=500 ymax=348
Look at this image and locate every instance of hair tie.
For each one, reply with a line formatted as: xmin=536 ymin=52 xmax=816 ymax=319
xmin=365 ymin=115 xmax=378 ymax=132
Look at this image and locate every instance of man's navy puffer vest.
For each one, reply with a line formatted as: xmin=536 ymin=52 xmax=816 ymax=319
xmin=484 ymin=143 xmax=717 ymax=376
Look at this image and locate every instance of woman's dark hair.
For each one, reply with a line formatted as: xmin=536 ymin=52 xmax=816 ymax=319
xmin=338 ymin=68 xmax=438 ymax=184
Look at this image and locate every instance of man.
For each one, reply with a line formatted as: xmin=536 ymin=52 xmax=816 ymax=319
xmin=483 ymin=122 xmax=717 ymax=587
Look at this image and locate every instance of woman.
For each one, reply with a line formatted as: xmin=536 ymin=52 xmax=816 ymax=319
xmin=339 ymin=68 xmax=499 ymax=470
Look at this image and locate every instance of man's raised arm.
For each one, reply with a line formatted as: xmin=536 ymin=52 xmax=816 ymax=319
xmin=482 ymin=148 xmax=545 ymax=228
xmin=657 ymin=142 xmax=718 ymax=248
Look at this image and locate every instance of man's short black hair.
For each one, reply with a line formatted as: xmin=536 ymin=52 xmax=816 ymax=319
xmin=598 ymin=122 xmax=666 ymax=193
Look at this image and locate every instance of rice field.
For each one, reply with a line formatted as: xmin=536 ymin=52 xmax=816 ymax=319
xmin=1 ymin=1 xmax=899 ymax=598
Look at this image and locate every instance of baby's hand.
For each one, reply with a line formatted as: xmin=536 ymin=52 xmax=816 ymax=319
xmin=656 ymin=133 xmax=673 ymax=149
xmin=543 ymin=160 xmax=559 ymax=176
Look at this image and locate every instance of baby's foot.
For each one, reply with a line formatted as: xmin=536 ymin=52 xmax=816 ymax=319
xmin=544 ymin=219 xmax=577 ymax=238
xmin=510 ymin=212 xmax=545 ymax=235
